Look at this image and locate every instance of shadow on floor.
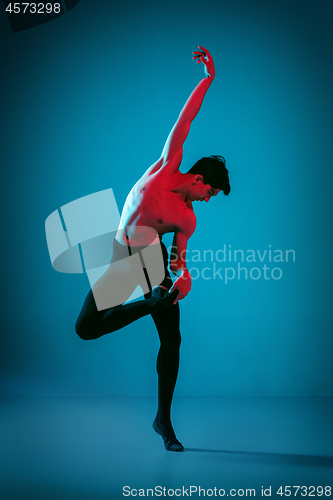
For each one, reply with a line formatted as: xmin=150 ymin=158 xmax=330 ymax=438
xmin=185 ymin=448 xmax=333 ymax=466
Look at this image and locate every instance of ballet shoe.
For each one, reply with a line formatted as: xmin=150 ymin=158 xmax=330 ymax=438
xmin=152 ymin=419 xmax=184 ymax=452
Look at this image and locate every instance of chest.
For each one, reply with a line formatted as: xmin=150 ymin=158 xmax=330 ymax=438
xmin=142 ymin=187 xmax=187 ymax=226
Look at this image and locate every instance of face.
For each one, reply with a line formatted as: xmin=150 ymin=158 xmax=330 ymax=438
xmin=190 ymin=176 xmax=221 ymax=202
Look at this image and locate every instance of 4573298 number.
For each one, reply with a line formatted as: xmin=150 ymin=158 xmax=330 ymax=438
xmin=5 ymin=3 xmax=61 ymax=14
xmin=277 ymin=486 xmax=331 ymax=496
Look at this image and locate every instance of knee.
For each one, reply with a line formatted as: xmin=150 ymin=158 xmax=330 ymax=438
xmin=75 ymin=317 xmax=94 ymax=341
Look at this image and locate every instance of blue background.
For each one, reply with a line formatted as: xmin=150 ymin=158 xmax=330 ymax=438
xmin=1 ymin=0 xmax=333 ymax=397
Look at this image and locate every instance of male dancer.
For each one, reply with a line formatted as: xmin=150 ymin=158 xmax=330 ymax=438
xmin=75 ymin=47 xmax=230 ymax=451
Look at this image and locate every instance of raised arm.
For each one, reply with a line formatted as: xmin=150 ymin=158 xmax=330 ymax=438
xmin=160 ymin=46 xmax=215 ymax=172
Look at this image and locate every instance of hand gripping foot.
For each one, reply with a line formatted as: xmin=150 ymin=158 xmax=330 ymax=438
xmin=149 ymin=286 xmax=179 ymax=310
xmin=153 ymin=419 xmax=184 ymax=452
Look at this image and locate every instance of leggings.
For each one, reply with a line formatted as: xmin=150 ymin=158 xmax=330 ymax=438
xmin=75 ymin=237 xmax=181 ymax=425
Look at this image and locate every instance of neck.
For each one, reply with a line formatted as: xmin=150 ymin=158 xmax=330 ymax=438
xmin=170 ymin=171 xmax=193 ymax=201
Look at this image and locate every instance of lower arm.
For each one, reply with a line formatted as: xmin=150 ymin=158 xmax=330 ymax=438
xmin=170 ymin=259 xmax=190 ymax=278
xmin=180 ymin=75 xmax=214 ymax=123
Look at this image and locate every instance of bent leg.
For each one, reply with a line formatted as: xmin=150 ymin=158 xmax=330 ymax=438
xmin=75 ymin=237 xmax=177 ymax=341
xmin=75 ymin=286 xmax=178 ymax=341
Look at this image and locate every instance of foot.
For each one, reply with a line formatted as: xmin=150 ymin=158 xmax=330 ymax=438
xmin=149 ymin=286 xmax=179 ymax=311
xmin=152 ymin=419 xmax=184 ymax=452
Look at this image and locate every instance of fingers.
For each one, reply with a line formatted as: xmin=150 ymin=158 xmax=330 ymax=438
xmin=169 ymin=285 xmax=181 ymax=304
xmin=172 ymin=289 xmax=189 ymax=305
xmin=171 ymin=288 xmax=180 ymax=305
xmin=192 ymin=54 xmax=207 ymax=67
xmin=198 ymin=45 xmax=211 ymax=59
xmin=174 ymin=294 xmax=181 ymax=305
xmin=193 ymin=52 xmax=209 ymax=68
xmin=192 ymin=51 xmax=205 ymax=61
xmin=173 ymin=293 xmax=185 ymax=305
xmin=193 ymin=46 xmax=212 ymax=63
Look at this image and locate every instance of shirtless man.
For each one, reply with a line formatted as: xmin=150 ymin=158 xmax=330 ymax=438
xmin=75 ymin=47 xmax=231 ymax=452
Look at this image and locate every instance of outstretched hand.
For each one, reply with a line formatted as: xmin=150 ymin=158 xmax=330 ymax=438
xmin=192 ymin=46 xmax=215 ymax=79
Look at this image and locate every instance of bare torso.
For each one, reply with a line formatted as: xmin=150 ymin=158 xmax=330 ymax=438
xmin=112 ymin=45 xmax=216 ymax=303
xmin=116 ymin=159 xmax=195 ymax=247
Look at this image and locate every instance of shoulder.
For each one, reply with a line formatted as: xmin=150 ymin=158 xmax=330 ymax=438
xmin=137 ymin=147 xmax=183 ymax=185
xmin=140 ymin=157 xmax=164 ymax=178
xmin=146 ymin=152 xmax=183 ymax=179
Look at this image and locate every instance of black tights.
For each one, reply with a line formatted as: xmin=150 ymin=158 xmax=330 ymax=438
xmin=75 ymin=240 xmax=181 ymax=426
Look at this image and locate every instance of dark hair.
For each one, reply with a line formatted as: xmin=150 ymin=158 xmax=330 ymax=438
xmin=187 ymin=155 xmax=230 ymax=195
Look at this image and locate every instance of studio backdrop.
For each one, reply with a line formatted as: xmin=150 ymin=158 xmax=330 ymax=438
xmin=1 ymin=0 xmax=332 ymax=397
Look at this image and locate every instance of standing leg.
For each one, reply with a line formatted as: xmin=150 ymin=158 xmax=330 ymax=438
xmin=150 ymin=296 xmax=184 ymax=451
xmin=152 ymin=303 xmax=181 ymax=426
